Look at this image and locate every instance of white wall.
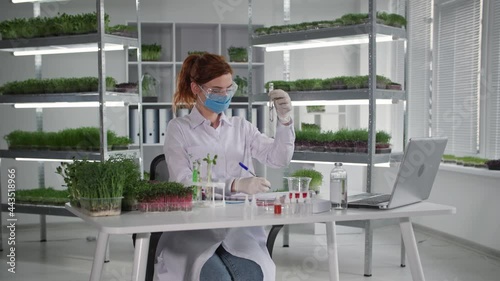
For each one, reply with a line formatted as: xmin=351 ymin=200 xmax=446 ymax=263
xmin=413 ymin=167 xmax=500 ymax=253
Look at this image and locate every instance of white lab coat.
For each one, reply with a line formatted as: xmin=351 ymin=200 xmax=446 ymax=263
xmin=155 ymin=107 xmax=295 ymax=281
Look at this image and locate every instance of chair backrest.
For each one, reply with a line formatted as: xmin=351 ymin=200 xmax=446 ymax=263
xmin=150 ymin=154 xmax=169 ymax=182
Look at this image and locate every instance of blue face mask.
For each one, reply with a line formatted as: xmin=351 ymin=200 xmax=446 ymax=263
xmin=204 ymin=95 xmax=232 ymax=114
xmin=198 ymin=83 xmax=237 ymax=114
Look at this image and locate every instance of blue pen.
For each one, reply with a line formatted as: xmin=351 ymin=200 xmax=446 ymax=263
xmin=239 ymin=162 xmax=256 ymax=177
xmin=239 ymin=162 xmax=271 ymax=189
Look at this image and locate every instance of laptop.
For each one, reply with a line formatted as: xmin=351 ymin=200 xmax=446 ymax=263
xmin=348 ymin=137 xmax=448 ymax=209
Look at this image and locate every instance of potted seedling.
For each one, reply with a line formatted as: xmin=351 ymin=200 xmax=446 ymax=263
xmin=227 ymin=46 xmax=248 ymax=62
xmin=203 ymin=153 xmax=218 ymax=183
xmin=135 ymin=180 xmax=166 ymax=212
xmin=485 ymin=160 xmax=500 ymax=171
xmin=56 ymin=156 xmax=135 ymax=216
xmin=376 ymin=130 xmax=392 ymax=153
xmin=234 ymin=75 xmax=248 ymax=97
xmin=290 ymin=169 xmax=323 ymax=194
xmin=135 ymin=181 xmax=193 ymax=212
xmin=111 ymin=136 xmax=132 ymax=151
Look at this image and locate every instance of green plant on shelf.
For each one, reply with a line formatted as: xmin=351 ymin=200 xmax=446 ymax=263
xmin=301 ymin=123 xmax=321 ymax=132
xmin=141 ymin=43 xmax=162 ymax=61
xmin=16 ymin=187 xmax=70 ymax=206
xmin=234 ymin=75 xmax=248 ymax=96
xmin=188 ymin=51 xmax=208 ymax=56
xmin=265 ymin=80 xmax=294 ymax=92
xmin=306 ymin=106 xmax=326 ymax=113
xmin=4 ymin=127 xmax=131 ymax=151
xmin=294 ymin=78 xmax=323 ymax=91
xmin=253 ymin=11 xmax=407 ymax=37
xmin=0 ymin=12 xmax=110 ymax=40
xmin=227 ymin=46 xmax=248 ymax=62
xmin=264 ymin=75 xmax=396 ymax=92
xmin=294 ymin=128 xmax=392 ymax=153
xmin=106 ymin=24 xmax=137 ymax=36
xmin=455 ymin=156 xmax=489 ymax=167
xmin=0 ymin=77 xmax=117 ymax=95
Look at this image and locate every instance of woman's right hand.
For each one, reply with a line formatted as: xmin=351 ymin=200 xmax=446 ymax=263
xmin=233 ymin=177 xmax=271 ymax=194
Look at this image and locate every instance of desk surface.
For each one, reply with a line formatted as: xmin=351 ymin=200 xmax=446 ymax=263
xmin=65 ymin=202 xmax=455 ymax=235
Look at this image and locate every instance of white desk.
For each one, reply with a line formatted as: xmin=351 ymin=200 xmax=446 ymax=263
xmin=66 ymin=202 xmax=456 ymax=281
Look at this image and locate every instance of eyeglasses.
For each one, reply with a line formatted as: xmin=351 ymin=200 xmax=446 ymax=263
xmin=198 ymin=82 xmax=238 ymax=97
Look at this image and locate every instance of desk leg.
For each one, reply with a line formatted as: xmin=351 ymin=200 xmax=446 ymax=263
xmin=326 ymin=222 xmax=340 ymax=281
xmin=90 ymin=232 xmax=109 ymax=281
xmin=399 ymin=217 xmax=425 ymax=281
xmin=132 ymin=232 xmax=151 ymax=281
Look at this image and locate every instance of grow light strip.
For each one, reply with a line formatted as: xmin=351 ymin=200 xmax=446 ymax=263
xmin=14 ymin=101 xmax=125 ymax=108
xmin=15 ymin=158 xmax=74 ymax=162
xmin=263 ymin=35 xmax=394 ymax=52
xmin=291 ymin=99 xmax=394 ymax=106
xmin=15 ymin=158 xmax=99 ymax=162
xmin=12 ymin=45 xmax=125 ymax=56
xmin=290 ymin=159 xmax=391 ymax=167
xmin=12 ymin=0 xmax=71 ymax=4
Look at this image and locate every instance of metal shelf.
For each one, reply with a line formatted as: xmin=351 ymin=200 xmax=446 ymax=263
xmin=0 ymin=149 xmax=140 ymax=161
xmin=252 ymin=24 xmax=406 ymax=49
xmin=128 ymin=97 xmax=267 ymax=109
xmin=291 ymin=151 xmax=394 ymax=164
xmin=0 ymin=34 xmax=139 ymax=54
xmin=129 ymin=61 xmax=174 ymax=66
xmin=253 ymin=89 xmax=404 ymax=102
xmin=1 ymin=203 xmax=74 ymax=217
xmin=0 ymin=92 xmax=139 ymax=104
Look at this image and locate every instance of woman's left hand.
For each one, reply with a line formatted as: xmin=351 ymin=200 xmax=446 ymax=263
xmin=269 ymin=89 xmax=292 ymax=124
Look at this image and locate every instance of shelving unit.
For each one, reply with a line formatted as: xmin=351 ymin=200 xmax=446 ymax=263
xmin=0 ymin=0 xmax=143 ymax=251
xmin=248 ymin=0 xmax=408 ymax=277
xmin=127 ymin=22 xmax=265 ymax=102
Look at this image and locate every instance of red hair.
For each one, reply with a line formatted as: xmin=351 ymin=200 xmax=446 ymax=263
xmin=173 ymin=53 xmax=233 ymax=112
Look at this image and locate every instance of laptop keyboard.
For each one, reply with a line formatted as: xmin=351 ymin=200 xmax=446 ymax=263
xmin=351 ymin=194 xmax=392 ymax=205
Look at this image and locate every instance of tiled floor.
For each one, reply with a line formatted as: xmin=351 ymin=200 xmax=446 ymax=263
xmin=0 ymin=221 xmax=499 ymax=281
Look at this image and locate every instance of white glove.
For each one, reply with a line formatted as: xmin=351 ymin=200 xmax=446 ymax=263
xmin=233 ymin=177 xmax=271 ymax=195
xmin=269 ymin=89 xmax=292 ymax=124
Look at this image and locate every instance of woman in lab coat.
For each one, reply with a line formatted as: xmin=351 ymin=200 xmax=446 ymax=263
xmin=156 ymin=53 xmax=295 ymax=281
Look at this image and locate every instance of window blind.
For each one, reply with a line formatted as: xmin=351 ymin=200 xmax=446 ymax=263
xmin=407 ymin=0 xmax=432 ymax=139
xmin=433 ymin=0 xmax=482 ymax=156
xmin=485 ymin=0 xmax=500 ymax=159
